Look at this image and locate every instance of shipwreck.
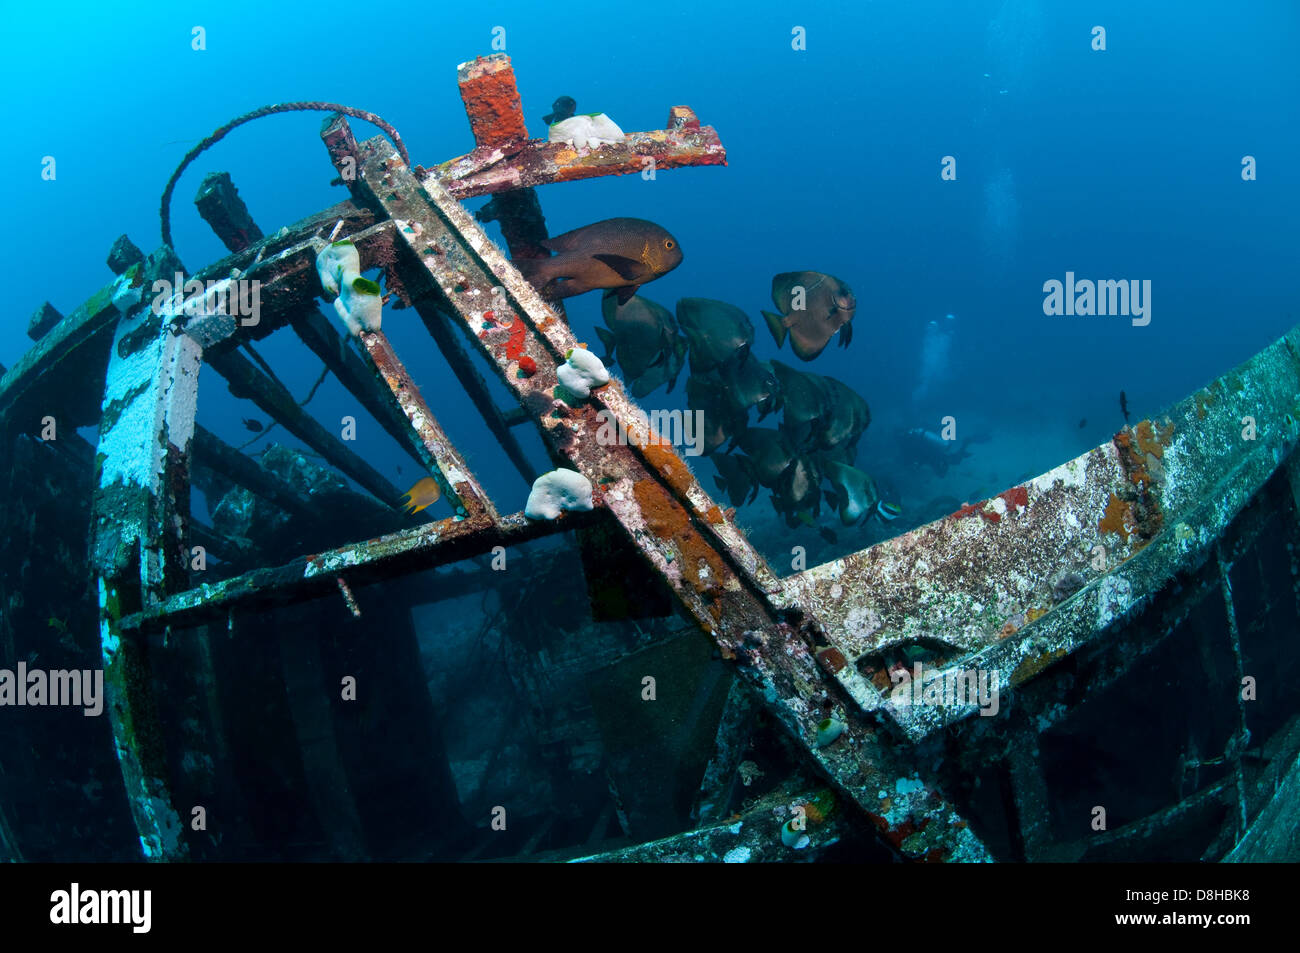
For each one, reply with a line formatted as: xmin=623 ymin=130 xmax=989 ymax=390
xmin=1 ymin=55 xmax=1298 ymax=863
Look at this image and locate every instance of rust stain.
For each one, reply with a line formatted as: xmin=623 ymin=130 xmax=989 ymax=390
xmin=631 ymin=477 xmax=726 ymax=595
xmin=1134 ymin=418 xmax=1175 ymax=459
xmin=642 ymin=441 xmax=694 ymax=497
xmin=1099 ymin=493 xmax=1136 ymax=541
xmin=816 ymin=645 xmax=848 ymax=675
xmin=999 ymin=485 xmax=1029 ymax=513
xmin=1010 ymin=647 xmax=1068 ymax=686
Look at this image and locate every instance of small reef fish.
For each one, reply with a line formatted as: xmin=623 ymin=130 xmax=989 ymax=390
xmin=876 ymin=500 xmax=903 ymax=521
xmin=1078 ymin=418 xmax=1087 ymax=428
xmin=822 ymin=460 xmax=881 ymax=526
xmin=763 ymin=272 xmax=857 ymax=361
xmin=515 ymin=218 xmax=683 ymax=304
xmin=676 ymin=297 xmax=755 ymax=373
xmin=597 ymin=293 xmax=688 ymax=397
xmin=400 ymin=476 xmax=442 ymax=515
xmin=1120 ymin=390 xmax=1131 ymax=424
xmin=242 ymin=418 xmax=264 ymax=432
xmin=543 ymin=95 xmax=576 ymax=125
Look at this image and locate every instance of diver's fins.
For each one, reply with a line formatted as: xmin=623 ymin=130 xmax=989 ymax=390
xmin=762 ymin=310 xmax=788 ymax=348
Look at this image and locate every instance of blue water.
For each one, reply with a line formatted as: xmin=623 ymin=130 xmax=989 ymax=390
xmin=5 ymin=0 xmax=1298 ymax=532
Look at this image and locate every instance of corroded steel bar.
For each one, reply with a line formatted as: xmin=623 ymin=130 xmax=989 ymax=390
xmin=427 ymin=107 xmax=727 ymax=201
xmin=334 ymin=127 xmax=988 ymax=861
xmin=349 ymin=321 xmax=495 ymax=521
xmin=195 ymin=171 xmax=264 ymax=253
xmin=289 ymin=307 xmax=428 ymax=468
xmin=116 ymin=507 xmax=599 ymax=633
xmin=454 ymin=54 xmax=551 ymax=261
xmin=0 ymin=206 xmax=376 ymax=423
xmin=187 ymin=171 xmax=430 ymax=471
xmin=410 ymin=297 xmax=535 ymax=486
xmin=456 ymin=54 xmax=529 ymax=146
xmin=322 ymin=118 xmax=536 ymax=495
xmin=205 ymin=346 xmax=407 ymax=509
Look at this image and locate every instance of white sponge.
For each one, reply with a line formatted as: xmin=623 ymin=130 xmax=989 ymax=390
xmin=525 ymin=469 xmax=594 ymax=520
xmin=547 ymin=114 xmax=625 ymax=149
xmin=316 ymin=240 xmax=382 ymax=334
xmin=557 ymin=346 xmax=610 ymax=398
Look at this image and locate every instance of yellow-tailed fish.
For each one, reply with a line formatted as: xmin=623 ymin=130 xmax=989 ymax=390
xmin=400 ymin=476 xmax=442 ymax=515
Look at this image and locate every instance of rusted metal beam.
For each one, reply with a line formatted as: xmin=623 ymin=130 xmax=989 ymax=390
xmin=116 ymin=507 xmax=599 ymax=633
xmin=288 ymin=307 xmax=429 ymax=468
xmin=430 ymin=55 xmax=726 ymax=202
xmin=187 ymin=171 xmax=427 ymax=472
xmin=454 ymin=54 xmax=552 ymax=261
xmin=410 ymin=296 xmax=535 ymax=486
xmin=196 ymin=171 xmax=265 ymax=253
xmin=204 ymin=345 xmax=407 ymax=509
xmin=107 ymin=234 xmax=144 ymax=276
xmin=428 ymin=106 xmax=727 ymax=201
xmin=456 ymin=54 xmax=529 ymax=146
xmin=3 ymin=241 xmax=189 ymax=429
xmin=349 ymin=323 xmax=495 ymax=520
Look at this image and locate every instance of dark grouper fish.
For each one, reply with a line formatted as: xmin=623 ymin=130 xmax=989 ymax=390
xmin=515 ymin=218 xmax=683 ymax=304
xmin=763 ymin=271 xmax=857 ymax=361
xmin=597 ymin=293 xmax=687 ymax=397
